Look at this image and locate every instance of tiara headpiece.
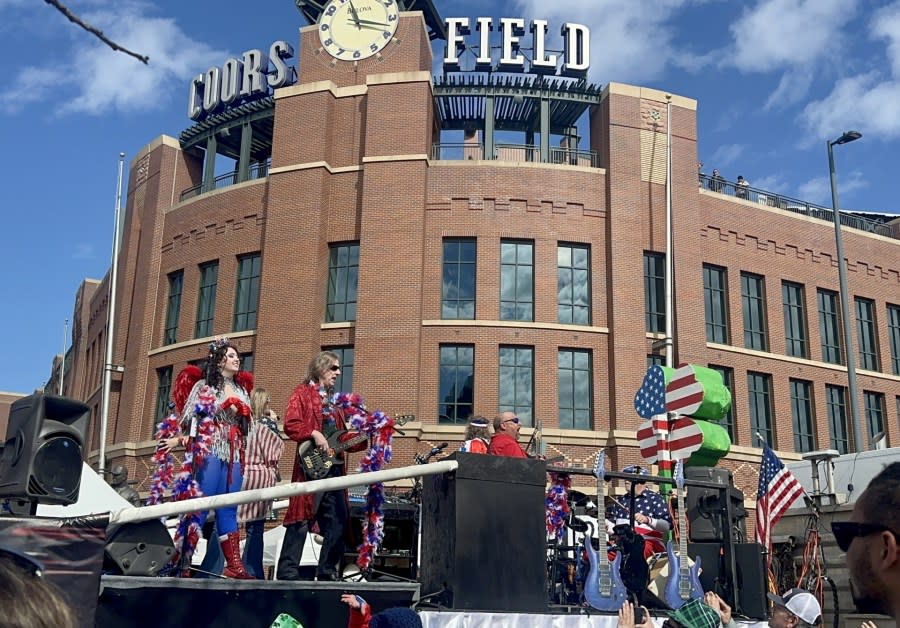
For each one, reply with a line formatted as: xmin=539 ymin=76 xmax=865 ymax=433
xmin=208 ymin=337 xmax=231 ymax=356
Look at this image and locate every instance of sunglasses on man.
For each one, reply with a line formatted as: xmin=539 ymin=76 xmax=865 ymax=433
xmin=831 ymin=521 xmax=900 ymax=552
xmin=503 ymin=417 xmax=520 ymax=424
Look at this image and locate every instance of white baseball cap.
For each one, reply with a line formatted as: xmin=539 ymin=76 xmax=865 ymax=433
xmin=768 ymin=588 xmax=822 ymax=625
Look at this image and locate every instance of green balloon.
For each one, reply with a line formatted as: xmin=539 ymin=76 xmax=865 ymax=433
xmin=659 ymin=364 xmax=732 ymax=422
xmin=687 ymin=419 xmax=732 ymax=466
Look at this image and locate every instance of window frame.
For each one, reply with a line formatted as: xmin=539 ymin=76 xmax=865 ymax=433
xmin=233 ymin=252 xmax=262 ymax=332
xmin=558 ymin=348 xmax=592 ymax=430
xmin=441 ymin=238 xmax=477 ymax=320
xmin=163 ymin=270 xmax=183 ymax=345
xmin=748 ymin=371 xmax=773 ymax=447
xmin=438 ymin=344 xmax=474 ymax=425
xmin=195 ymin=261 xmax=219 ymax=338
xmin=826 ymin=384 xmax=850 ymax=454
xmin=741 ymin=272 xmax=769 ymax=351
xmin=782 ymin=281 xmax=808 ymax=358
xmin=499 ymin=345 xmax=535 ymax=425
xmin=817 ymin=288 xmax=843 ymax=365
xmin=558 ymin=243 xmax=591 ymax=325
xmin=326 ymin=242 xmax=360 ymax=323
xmin=703 ymin=264 xmax=729 ymax=343
xmin=855 ymin=297 xmax=880 ymax=371
xmin=789 ymin=379 xmax=815 ymax=452
xmin=644 ymin=251 xmax=665 ymax=333
xmin=500 ymin=240 xmax=534 ymax=322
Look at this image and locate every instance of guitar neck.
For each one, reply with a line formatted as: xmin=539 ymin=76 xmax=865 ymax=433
xmin=597 ymin=472 xmax=608 ymax=570
xmin=333 ymin=432 xmax=367 ymax=453
xmin=678 ymin=479 xmax=689 ymax=573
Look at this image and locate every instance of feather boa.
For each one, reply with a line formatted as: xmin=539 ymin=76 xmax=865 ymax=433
xmin=333 ymin=392 xmax=396 ymax=571
xmin=546 ymin=472 xmax=571 ymax=541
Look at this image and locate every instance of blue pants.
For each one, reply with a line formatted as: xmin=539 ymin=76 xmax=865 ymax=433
xmin=243 ymin=519 xmax=266 ymax=579
xmin=196 ymin=457 xmax=242 ymax=535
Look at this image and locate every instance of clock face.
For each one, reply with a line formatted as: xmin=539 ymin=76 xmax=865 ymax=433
xmin=318 ymin=0 xmax=399 ymax=61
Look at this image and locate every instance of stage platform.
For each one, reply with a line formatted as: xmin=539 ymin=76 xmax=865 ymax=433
xmin=96 ymin=576 xmax=420 ymax=627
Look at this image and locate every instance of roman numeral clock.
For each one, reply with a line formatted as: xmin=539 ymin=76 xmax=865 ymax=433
xmin=317 ymin=0 xmax=400 ymax=65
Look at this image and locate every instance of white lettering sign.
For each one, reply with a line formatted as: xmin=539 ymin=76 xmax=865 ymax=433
xmin=188 ymin=40 xmax=296 ymax=121
xmin=443 ymin=17 xmax=590 ymax=76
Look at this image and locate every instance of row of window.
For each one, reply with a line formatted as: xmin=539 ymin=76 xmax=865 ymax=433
xmin=164 ymin=253 xmax=261 ymax=344
xmin=700 ymin=263 xmax=900 ymax=375
xmin=153 ymin=342 xmax=897 ymax=454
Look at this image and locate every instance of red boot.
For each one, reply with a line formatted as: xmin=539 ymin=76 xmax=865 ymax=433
xmin=221 ymin=532 xmax=256 ymax=579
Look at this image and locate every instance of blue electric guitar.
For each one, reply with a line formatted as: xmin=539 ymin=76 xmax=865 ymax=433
xmin=583 ymin=451 xmax=628 ymax=612
xmin=664 ymin=460 xmax=704 ymax=609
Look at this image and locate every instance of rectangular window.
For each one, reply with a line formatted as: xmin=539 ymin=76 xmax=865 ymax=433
xmin=240 ymin=352 xmax=253 ymax=374
xmin=195 ymin=261 xmax=219 ymax=338
xmin=643 ymin=252 xmax=665 ymax=333
xmin=703 ymin=264 xmax=729 ymax=343
xmin=782 ymin=281 xmax=808 ymax=358
xmin=888 ymin=304 xmax=900 ymax=375
xmin=826 ymin=384 xmax=850 ymax=454
xmin=441 ymin=238 xmax=476 ymax=319
xmin=748 ymin=371 xmax=773 ymax=447
xmin=164 ymin=271 xmax=183 ymax=345
xmin=789 ymin=379 xmax=815 ymax=452
xmin=155 ymin=366 xmax=173 ymax=422
xmin=326 ymin=242 xmax=359 ymax=322
xmin=500 ymin=240 xmax=534 ymax=321
xmin=233 ymin=253 xmax=261 ymax=332
xmin=647 ymin=353 xmax=665 ymax=368
xmin=558 ymin=349 xmax=592 ymax=430
xmin=741 ymin=272 xmax=768 ymax=351
xmin=817 ymin=289 xmax=843 ymax=365
xmin=856 ymin=298 xmax=880 ymax=371
xmin=709 ymin=365 xmax=736 ymax=443
xmin=558 ymin=244 xmax=591 ymax=325
xmin=325 ymin=346 xmax=354 ymax=394
xmin=438 ymin=345 xmax=474 ymax=424
xmin=499 ymin=346 xmax=534 ymax=425
xmin=864 ymin=391 xmax=886 ymax=444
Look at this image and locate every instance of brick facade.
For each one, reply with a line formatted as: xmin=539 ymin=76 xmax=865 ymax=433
xmin=56 ymin=13 xmax=899 ymax=504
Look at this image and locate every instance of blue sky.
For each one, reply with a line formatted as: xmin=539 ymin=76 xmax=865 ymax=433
xmin=1 ymin=0 xmax=898 ymax=393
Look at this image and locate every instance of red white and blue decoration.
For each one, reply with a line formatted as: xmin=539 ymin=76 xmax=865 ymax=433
xmin=333 ymin=392 xmax=398 ymax=571
xmin=545 ymin=472 xmax=571 ymax=541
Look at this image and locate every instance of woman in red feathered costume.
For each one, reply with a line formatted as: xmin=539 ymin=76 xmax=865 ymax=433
xmin=159 ymin=338 xmax=255 ymax=579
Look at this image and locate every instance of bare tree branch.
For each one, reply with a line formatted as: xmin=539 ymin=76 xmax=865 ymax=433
xmin=44 ymin=0 xmax=149 ymax=65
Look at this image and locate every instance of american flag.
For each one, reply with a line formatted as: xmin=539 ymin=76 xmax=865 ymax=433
xmin=755 ymin=443 xmax=805 ymax=565
xmin=634 ymin=365 xmax=667 ymax=418
xmin=665 ymin=364 xmax=704 ymax=415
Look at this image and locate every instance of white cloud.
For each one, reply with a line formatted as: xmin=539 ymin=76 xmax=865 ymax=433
xmin=72 ymin=244 xmax=96 ymax=260
xmin=873 ymin=1 xmax=900 ymax=77
xmin=511 ymin=0 xmax=704 ymax=84
xmin=750 ymin=173 xmax=789 ymax=192
xmin=0 ymin=1 xmax=226 ymax=116
xmin=763 ymin=69 xmax=813 ymax=110
xmin=710 ymin=143 xmax=744 ymax=167
xmin=728 ymin=0 xmax=857 ymax=73
xmin=796 ymin=169 xmax=867 ymax=205
xmin=801 ymin=72 xmax=900 ymax=140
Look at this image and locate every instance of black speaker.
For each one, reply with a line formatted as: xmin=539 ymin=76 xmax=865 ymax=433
xmin=0 ymin=393 xmax=90 ymax=505
xmin=420 ymin=453 xmax=547 ymax=612
xmin=104 ymin=520 xmax=175 ymax=576
xmin=685 ymin=466 xmax=746 ymax=542
xmin=733 ymin=542 xmax=767 ymax=620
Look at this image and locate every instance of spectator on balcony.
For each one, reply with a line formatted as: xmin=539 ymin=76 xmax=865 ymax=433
xmin=736 ymin=175 xmax=750 ymax=200
xmin=710 ymin=169 xmax=725 ymax=193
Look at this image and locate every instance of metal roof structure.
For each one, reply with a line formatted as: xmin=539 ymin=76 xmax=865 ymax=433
xmin=179 ymin=97 xmax=275 ymax=161
xmin=433 ymin=74 xmax=603 ymax=134
xmin=295 ymin=0 xmax=447 ymax=40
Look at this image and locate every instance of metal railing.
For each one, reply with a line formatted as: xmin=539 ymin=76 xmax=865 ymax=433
xmin=179 ymin=159 xmax=271 ymax=202
xmin=700 ymin=174 xmax=899 ymax=240
xmin=430 ymin=142 xmax=599 ymax=168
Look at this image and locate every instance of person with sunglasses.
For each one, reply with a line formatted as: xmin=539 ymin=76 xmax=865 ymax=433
xmin=488 ymin=411 xmax=527 ymax=458
xmin=833 ymin=461 xmax=900 ymax=620
xmin=278 ymin=351 xmax=366 ymax=581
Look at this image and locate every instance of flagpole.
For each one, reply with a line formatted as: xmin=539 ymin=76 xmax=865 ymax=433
xmin=659 ymin=95 xmax=675 ymax=496
xmin=98 ymin=152 xmax=126 ymax=477
xmin=58 ymin=318 xmax=68 ymax=395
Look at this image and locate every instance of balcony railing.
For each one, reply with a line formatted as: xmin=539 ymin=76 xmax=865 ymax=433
xmin=700 ymin=174 xmax=899 ymax=240
xmin=430 ymin=143 xmax=599 ymax=168
xmin=179 ymin=159 xmax=271 ymax=202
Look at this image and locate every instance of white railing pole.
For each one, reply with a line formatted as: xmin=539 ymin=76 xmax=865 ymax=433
xmin=109 ymin=460 xmax=459 ymax=526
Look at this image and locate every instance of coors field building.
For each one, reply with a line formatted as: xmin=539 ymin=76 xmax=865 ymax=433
xmin=47 ymin=0 xmax=900 ymax=498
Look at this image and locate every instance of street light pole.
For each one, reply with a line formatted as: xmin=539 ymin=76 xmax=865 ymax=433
xmin=827 ymin=130 xmax=863 ymax=452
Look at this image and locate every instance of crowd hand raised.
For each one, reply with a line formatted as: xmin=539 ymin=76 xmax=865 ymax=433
xmin=617 ymin=601 xmax=653 ymax=628
xmin=159 ymin=437 xmax=181 ymax=453
xmin=705 ymin=592 xmax=732 ymax=624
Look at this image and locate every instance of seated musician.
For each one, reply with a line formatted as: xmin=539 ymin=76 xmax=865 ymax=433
xmin=277 ymin=351 xmax=367 ymax=581
xmin=607 ymin=465 xmax=672 ymax=559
